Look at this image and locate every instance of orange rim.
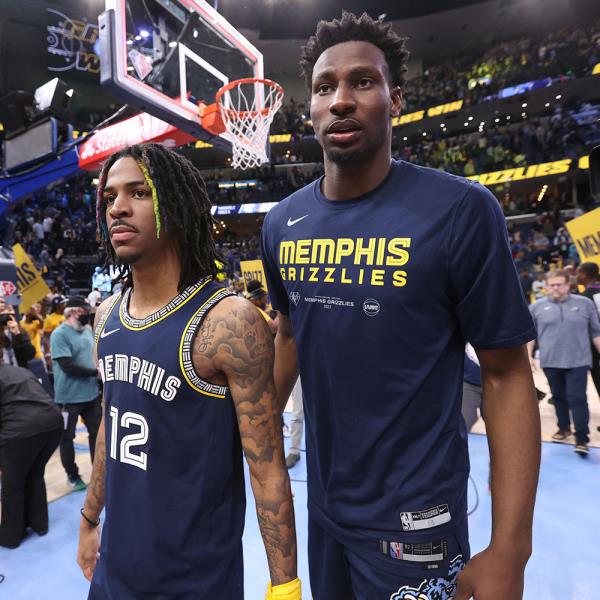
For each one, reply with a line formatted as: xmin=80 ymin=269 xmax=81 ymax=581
xmin=215 ymin=78 xmax=284 ymax=118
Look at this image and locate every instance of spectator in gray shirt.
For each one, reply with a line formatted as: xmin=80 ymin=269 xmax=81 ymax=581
xmin=528 ymin=269 xmax=600 ymax=456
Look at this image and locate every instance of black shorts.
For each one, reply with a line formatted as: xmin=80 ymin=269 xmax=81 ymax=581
xmin=308 ymin=512 xmax=469 ymax=600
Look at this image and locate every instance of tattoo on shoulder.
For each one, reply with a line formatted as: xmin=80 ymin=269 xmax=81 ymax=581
xmin=193 ymin=301 xmax=276 ymax=455
xmin=193 ymin=301 xmax=274 ymax=394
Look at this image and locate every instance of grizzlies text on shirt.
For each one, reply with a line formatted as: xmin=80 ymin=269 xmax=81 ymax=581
xmin=261 ymin=160 xmax=536 ymax=537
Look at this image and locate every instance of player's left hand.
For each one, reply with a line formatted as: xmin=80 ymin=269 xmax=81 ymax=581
xmin=453 ymin=546 xmax=527 ymax=599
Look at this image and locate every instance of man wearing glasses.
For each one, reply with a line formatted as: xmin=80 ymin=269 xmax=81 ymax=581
xmin=528 ymin=269 xmax=600 ymax=456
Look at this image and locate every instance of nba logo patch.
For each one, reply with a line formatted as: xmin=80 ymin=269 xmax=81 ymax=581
xmin=389 ymin=542 xmax=402 ymax=559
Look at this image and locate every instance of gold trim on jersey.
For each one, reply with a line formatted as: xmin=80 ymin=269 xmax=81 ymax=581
xmin=94 ymin=293 xmax=122 ymax=346
xmin=179 ymin=287 xmax=234 ymax=398
xmin=119 ymin=277 xmax=211 ymax=331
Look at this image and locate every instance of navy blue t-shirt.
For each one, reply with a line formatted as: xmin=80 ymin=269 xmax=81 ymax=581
xmin=261 ymin=160 xmax=535 ymax=536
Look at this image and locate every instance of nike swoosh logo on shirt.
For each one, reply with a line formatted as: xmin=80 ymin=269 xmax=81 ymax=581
xmin=287 ymin=215 xmax=309 ymax=227
xmin=100 ymin=328 xmax=121 ymax=338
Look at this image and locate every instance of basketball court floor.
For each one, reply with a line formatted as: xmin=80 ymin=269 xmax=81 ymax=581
xmin=1 ymin=382 xmax=599 ymax=600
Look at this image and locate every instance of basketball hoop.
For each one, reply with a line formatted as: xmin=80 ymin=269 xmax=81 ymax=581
xmin=200 ymin=78 xmax=284 ymax=170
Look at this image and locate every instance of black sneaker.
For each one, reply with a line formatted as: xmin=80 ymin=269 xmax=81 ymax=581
xmin=285 ymin=453 xmax=300 ymax=469
xmin=574 ymin=443 xmax=589 ymax=457
xmin=68 ymin=477 xmax=87 ymax=491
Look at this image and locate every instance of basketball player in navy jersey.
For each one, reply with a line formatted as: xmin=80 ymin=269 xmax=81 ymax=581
xmin=261 ymin=12 xmax=540 ymax=600
xmin=76 ymin=144 xmax=301 ymax=600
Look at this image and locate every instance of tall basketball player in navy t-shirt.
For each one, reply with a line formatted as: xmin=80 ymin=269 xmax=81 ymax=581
xmin=76 ymin=144 xmax=301 ymax=599
xmin=261 ymin=12 xmax=540 ymax=600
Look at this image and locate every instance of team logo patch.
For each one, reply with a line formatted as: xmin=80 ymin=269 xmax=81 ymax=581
xmin=290 ymin=291 xmax=301 ymax=306
xmin=389 ymin=555 xmax=465 ymax=600
xmin=363 ymin=298 xmax=380 ymax=316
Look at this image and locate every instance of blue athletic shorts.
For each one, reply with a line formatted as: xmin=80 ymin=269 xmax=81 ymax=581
xmin=308 ymin=511 xmax=469 ymax=600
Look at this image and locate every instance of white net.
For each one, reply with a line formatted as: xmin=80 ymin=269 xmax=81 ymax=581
xmin=217 ymin=79 xmax=284 ymax=170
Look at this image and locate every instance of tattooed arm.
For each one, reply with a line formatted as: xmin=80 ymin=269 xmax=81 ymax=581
xmin=193 ymin=296 xmax=298 ymax=586
xmin=77 ymin=297 xmax=111 ymax=581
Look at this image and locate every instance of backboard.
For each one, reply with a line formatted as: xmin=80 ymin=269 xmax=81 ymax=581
xmin=99 ymin=0 xmax=264 ymax=152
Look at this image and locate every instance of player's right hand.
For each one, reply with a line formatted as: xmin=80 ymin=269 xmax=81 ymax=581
xmin=77 ymin=523 xmax=101 ymax=581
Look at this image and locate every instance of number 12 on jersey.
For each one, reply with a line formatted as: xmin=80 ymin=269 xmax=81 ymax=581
xmin=109 ymin=406 xmax=149 ymax=471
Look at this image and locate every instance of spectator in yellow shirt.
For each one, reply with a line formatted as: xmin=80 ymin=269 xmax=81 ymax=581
xmin=43 ymin=296 xmax=67 ymax=363
xmin=43 ymin=297 xmax=66 ymax=334
xmin=20 ymin=303 xmax=44 ymax=359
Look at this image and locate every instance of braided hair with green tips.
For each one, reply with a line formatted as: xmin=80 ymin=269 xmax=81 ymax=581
xmin=96 ymin=143 xmax=220 ymax=292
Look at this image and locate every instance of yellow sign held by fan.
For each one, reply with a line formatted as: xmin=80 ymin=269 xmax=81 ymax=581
xmin=240 ymin=259 xmax=268 ymax=293
xmin=12 ymin=243 xmax=51 ymax=313
xmin=565 ymin=208 xmax=600 ymax=268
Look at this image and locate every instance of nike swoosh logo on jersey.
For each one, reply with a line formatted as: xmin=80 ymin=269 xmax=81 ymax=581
xmin=100 ymin=327 xmax=121 ymax=338
xmin=287 ymin=215 xmax=309 ymax=227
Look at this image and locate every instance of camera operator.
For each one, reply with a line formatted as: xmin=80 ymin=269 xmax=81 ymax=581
xmin=0 ymin=307 xmax=36 ymax=368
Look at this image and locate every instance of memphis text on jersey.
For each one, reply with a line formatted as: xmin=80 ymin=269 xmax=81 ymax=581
xmin=98 ymin=353 xmax=182 ymax=401
xmin=279 ymin=237 xmax=412 ymax=288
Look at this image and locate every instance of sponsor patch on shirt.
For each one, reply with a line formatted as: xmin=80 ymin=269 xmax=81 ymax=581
xmin=379 ymin=539 xmax=448 ymax=562
xmin=400 ymin=504 xmax=451 ymax=531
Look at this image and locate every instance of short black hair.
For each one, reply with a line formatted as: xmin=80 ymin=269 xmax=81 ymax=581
xmin=300 ymin=11 xmax=409 ymax=90
xmin=96 ymin=143 xmax=220 ymax=292
xmin=578 ymin=262 xmax=600 ymax=279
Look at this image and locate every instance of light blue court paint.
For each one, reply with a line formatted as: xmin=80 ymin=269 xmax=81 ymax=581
xmin=1 ymin=433 xmax=598 ymax=599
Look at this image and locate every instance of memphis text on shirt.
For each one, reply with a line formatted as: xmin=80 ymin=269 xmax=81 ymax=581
xmin=98 ymin=354 xmax=182 ymax=401
xmin=279 ymin=237 xmax=411 ymax=287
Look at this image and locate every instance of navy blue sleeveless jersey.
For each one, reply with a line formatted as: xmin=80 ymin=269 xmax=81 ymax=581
xmin=261 ymin=160 xmax=536 ymax=538
xmin=89 ymin=278 xmax=245 ymax=600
